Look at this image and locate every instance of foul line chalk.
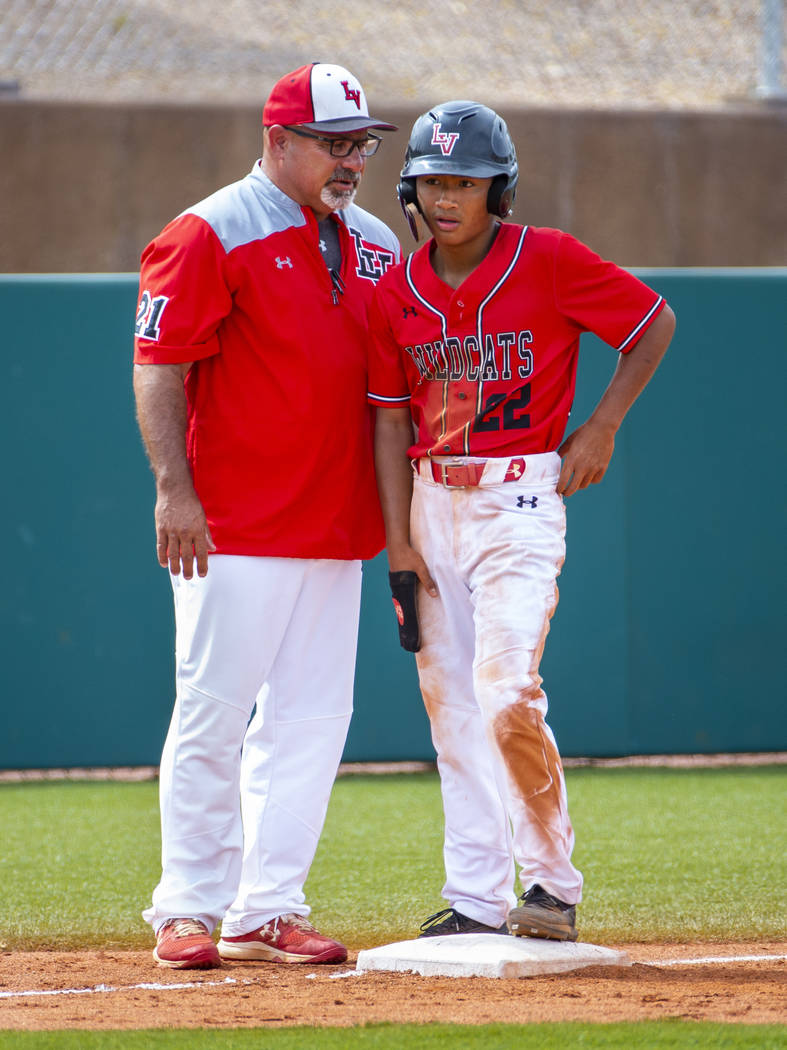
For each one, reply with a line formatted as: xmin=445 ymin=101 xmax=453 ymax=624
xmin=648 ymin=953 xmax=787 ymax=967
xmin=2 ymin=955 xmax=784 ymax=999
xmin=0 ymin=976 xmax=246 ymax=999
xmin=304 ymin=970 xmax=363 ymax=980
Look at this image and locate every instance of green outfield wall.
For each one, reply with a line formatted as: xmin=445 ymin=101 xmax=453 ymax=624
xmin=1 ymin=271 xmax=785 ymax=768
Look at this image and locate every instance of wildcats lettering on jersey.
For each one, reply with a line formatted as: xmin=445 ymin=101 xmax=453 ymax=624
xmin=348 ymin=227 xmax=397 ymax=282
xmin=404 ymin=330 xmax=534 ymax=383
xmin=367 ymin=223 xmax=667 ymax=459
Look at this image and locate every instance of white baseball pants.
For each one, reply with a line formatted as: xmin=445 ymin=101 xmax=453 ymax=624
xmin=142 ymin=554 xmax=362 ymax=937
xmin=411 ymin=452 xmax=582 ymax=928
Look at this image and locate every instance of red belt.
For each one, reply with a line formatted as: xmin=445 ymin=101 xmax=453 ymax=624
xmin=429 ymin=457 xmax=527 ymax=488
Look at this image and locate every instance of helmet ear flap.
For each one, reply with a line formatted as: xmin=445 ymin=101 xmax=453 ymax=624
xmin=397 ymin=177 xmax=422 ymax=241
xmin=487 ymin=174 xmax=514 ymax=218
xmin=397 ymin=177 xmax=419 ymax=211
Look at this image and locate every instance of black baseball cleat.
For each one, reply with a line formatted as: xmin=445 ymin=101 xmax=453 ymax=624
xmin=507 ymin=884 xmax=578 ymax=942
xmin=418 ymin=907 xmax=509 ymax=938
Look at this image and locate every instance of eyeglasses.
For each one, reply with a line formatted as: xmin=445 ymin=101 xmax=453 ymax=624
xmin=284 ymin=126 xmax=382 ymax=158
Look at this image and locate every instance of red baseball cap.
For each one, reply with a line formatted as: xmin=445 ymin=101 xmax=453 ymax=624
xmin=263 ymin=63 xmax=397 ymax=133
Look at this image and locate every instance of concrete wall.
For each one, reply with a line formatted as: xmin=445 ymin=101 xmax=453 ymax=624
xmin=2 ymin=99 xmax=786 ymax=272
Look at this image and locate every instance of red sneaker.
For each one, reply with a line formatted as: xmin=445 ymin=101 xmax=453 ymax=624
xmin=218 ymin=913 xmax=347 ymax=963
xmin=153 ymin=918 xmax=221 ymax=969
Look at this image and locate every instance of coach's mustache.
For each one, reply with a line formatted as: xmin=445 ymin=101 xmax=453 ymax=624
xmin=329 ymin=168 xmax=361 ymax=184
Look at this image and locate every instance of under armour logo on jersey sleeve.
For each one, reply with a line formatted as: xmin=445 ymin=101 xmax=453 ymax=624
xmin=276 ymin=256 xmax=293 ymax=269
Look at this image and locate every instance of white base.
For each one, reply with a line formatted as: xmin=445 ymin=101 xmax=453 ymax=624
xmin=355 ymin=933 xmax=631 ymax=979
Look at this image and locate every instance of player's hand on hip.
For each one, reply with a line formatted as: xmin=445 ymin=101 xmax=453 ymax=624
xmin=154 ymin=485 xmax=216 ymax=578
xmin=557 ymin=420 xmax=616 ymax=497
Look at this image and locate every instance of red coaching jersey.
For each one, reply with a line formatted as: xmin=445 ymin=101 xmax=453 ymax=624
xmin=134 ymin=161 xmax=400 ymax=559
xmin=367 ymin=224 xmax=665 ymax=458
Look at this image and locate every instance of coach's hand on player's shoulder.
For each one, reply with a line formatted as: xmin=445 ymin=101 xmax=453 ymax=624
xmin=155 ymin=484 xmax=216 ymax=579
xmin=387 ymin=543 xmax=438 ymax=598
xmin=557 ymin=419 xmax=616 ymax=498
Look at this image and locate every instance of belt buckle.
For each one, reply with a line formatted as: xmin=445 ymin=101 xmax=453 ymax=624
xmin=438 ymin=461 xmax=474 ymax=489
xmin=437 ymin=460 xmax=468 ymax=488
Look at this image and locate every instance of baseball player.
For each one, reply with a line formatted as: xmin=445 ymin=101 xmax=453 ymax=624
xmin=369 ymin=101 xmax=675 ymax=942
xmin=133 ymin=63 xmax=400 ymax=969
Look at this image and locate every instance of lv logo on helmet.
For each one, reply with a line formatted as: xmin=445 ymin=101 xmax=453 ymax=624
xmin=431 ymin=124 xmax=460 ymax=156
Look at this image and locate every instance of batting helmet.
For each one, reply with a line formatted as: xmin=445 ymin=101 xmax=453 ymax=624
xmin=397 ymin=101 xmax=518 ymax=220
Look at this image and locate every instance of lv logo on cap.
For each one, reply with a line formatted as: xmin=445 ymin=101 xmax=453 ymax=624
xmin=341 ymin=81 xmax=361 ymax=109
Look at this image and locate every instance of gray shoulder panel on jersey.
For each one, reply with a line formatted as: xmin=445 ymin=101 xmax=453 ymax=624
xmin=182 ymin=163 xmax=307 ymax=253
xmin=338 ymin=203 xmax=400 ymax=257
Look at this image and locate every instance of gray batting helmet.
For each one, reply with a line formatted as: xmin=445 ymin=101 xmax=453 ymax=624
xmin=397 ymin=100 xmax=518 ymax=219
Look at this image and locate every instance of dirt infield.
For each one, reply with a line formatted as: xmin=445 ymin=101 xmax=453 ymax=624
xmin=1 ymin=943 xmax=784 ymax=1029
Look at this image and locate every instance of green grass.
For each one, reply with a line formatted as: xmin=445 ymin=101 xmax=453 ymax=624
xmin=0 ymin=768 xmax=785 ymax=950
xmin=0 ymin=1024 xmax=785 ymax=1049
xmin=0 ymin=780 xmax=160 ymax=949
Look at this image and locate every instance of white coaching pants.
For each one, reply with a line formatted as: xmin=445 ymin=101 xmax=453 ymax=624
xmin=412 ymin=453 xmax=582 ymax=928
xmin=143 ymin=554 xmax=362 ymax=936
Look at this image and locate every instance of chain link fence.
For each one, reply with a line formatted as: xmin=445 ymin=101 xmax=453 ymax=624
xmin=1 ymin=0 xmax=785 ymax=108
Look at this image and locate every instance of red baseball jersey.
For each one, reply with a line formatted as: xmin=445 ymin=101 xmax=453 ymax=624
xmin=135 ymin=161 xmax=400 ymax=559
xmin=367 ymin=224 xmax=665 ymax=458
